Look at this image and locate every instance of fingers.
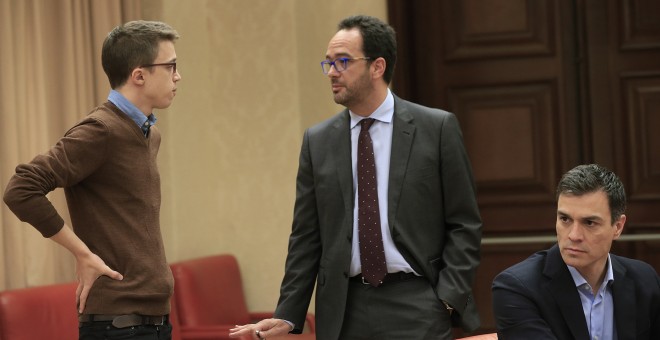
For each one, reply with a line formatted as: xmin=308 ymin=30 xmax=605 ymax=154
xmin=75 ymin=282 xmax=83 ymax=313
xmin=229 ymin=327 xmax=265 ymax=340
xmin=78 ymin=283 xmax=89 ymax=313
xmin=248 ymin=319 xmax=291 ymax=339
xmin=228 ymin=324 xmax=254 ymax=338
xmin=75 ymin=254 xmax=124 ymax=313
xmin=229 ymin=320 xmax=282 ymax=339
xmin=104 ymin=267 xmax=124 ymax=281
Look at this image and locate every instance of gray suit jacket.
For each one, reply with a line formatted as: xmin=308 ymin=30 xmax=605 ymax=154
xmin=274 ymin=96 xmax=482 ymax=339
xmin=492 ymin=244 xmax=660 ymax=339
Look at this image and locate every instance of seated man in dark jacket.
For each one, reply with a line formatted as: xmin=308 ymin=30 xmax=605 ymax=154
xmin=492 ymin=164 xmax=660 ymax=340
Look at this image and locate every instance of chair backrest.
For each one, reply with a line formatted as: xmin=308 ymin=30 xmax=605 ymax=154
xmin=0 ymin=282 xmax=79 ymax=340
xmin=171 ymin=254 xmax=251 ymax=326
xmin=169 ymin=290 xmax=183 ymax=340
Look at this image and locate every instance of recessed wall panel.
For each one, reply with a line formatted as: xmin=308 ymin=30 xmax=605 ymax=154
xmin=450 ymin=82 xmax=559 ymax=204
xmin=442 ymin=0 xmax=555 ymax=60
xmin=623 ymin=73 xmax=660 ymax=199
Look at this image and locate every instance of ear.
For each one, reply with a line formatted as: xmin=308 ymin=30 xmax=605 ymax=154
xmin=130 ymin=67 xmax=146 ymax=86
xmin=371 ymin=57 xmax=386 ymax=80
xmin=612 ymin=214 xmax=626 ymax=240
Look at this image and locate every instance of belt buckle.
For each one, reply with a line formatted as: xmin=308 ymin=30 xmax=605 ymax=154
xmin=153 ymin=316 xmax=166 ymax=326
xmin=112 ymin=315 xmax=139 ymax=328
xmin=360 ymin=276 xmax=383 ymax=285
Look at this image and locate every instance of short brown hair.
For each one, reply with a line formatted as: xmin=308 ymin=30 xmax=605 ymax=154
xmin=102 ymin=20 xmax=179 ymax=88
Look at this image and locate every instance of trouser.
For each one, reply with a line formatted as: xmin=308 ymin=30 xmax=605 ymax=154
xmin=79 ymin=320 xmax=172 ymax=340
xmin=339 ymin=274 xmax=453 ymax=340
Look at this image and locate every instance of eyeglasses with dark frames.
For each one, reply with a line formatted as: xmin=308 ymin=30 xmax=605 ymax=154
xmin=320 ymin=57 xmax=371 ymax=74
xmin=141 ymin=62 xmax=177 ymax=74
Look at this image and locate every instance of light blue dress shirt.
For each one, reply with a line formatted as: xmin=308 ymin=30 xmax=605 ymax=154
xmin=108 ymin=90 xmax=157 ymax=136
xmin=567 ymin=254 xmax=616 ymax=340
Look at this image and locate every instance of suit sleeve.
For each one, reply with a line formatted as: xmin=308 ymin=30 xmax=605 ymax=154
xmin=492 ymin=270 xmax=558 ymax=340
xmin=435 ymin=113 xmax=482 ymax=319
xmin=652 ymin=272 xmax=660 ymax=339
xmin=273 ymin=129 xmax=321 ymax=333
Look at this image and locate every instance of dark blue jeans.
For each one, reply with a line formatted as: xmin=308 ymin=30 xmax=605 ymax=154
xmin=79 ymin=321 xmax=172 ymax=340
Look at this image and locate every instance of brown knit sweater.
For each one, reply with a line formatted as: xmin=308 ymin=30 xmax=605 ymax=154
xmin=3 ymin=102 xmax=173 ymax=316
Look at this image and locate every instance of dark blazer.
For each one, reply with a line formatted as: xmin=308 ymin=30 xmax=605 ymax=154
xmin=492 ymin=244 xmax=660 ymax=340
xmin=273 ymin=95 xmax=482 ymax=339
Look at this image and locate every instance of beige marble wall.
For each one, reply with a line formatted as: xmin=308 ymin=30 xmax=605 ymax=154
xmin=143 ymin=0 xmax=386 ymax=313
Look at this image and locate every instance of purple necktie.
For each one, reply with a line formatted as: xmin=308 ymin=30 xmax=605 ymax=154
xmin=357 ymin=118 xmax=387 ymax=286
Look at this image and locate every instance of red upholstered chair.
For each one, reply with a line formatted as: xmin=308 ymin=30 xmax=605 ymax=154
xmin=169 ymin=292 xmax=183 ymax=340
xmin=0 ymin=281 xmax=182 ymax=340
xmin=457 ymin=333 xmax=498 ymax=340
xmin=170 ymin=254 xmax=315 ymax=340
xmin=0 ymin=282 xmax=79 ymax=340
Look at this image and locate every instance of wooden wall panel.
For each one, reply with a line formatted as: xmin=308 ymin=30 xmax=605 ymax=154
xmin=621 ymin=0 xmax=660 ymax=50
xmin=631 ymin=239 xmax=660 ymax=269
xmin=441 ymin=0 xmax=555 ymax=60
xmin=449 ymin=82 xmax=559 ymax=204
xmin=622 ymin=73 xmax=660 ymax=199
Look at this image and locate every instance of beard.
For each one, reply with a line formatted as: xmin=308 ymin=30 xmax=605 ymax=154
xmin=332 ymin=69 xmax=373 ymax=108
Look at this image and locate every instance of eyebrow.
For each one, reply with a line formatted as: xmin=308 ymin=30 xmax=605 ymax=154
xmin=580 ymin=215 xmax=604 ymax=222
xmin=325 ymin=53 xmax=351 ymax=59
xmin=557 ymin=210 xmax=604 ymax=223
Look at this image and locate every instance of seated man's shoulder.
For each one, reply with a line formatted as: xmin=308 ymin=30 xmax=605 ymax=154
xmin=494 ymin=249 xmax=550 ymax=285
xmin=612 ymin=254 xmax=659 ymax=280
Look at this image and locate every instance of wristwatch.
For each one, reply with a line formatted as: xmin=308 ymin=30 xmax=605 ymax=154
xmin=442 ymin=300 xmax=454 ymax=316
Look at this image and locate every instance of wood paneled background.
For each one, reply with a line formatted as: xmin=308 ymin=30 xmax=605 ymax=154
xmin=388 ymin=0 xmax=660 ymax=334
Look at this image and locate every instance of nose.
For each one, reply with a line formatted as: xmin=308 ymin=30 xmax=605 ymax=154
xmin=327 ymin=64 xmax=340 ymax=77
xmin=567 ymin=223 xmax=583 ymax=241
xmin=174 ymin=69 xmax=182 ymax=82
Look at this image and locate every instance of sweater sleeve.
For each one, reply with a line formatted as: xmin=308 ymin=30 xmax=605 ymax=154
xmin=3 ymin=118 xmax=109 ymax=238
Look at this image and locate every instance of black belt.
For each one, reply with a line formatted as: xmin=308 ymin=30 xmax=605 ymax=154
xmin=78 ymin=314 xmax=168 ymax=328
xmin=350 ymin=272 xmax=420 ymax=285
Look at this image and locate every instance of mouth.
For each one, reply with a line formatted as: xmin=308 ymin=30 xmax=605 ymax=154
xmin=564 ymin=247 xmax=585 ymax=255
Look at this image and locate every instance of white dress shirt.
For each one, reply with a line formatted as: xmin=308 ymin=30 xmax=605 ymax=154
xmin=348 ymin=89 xmax=416 ymax=277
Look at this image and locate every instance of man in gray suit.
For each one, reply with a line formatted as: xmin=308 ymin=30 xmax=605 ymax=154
xmin=230 ymin=15 xmax=482 ymax=340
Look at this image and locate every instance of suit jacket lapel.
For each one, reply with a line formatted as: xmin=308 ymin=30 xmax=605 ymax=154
xmin=387 ymin=97 xmax=415 ymax=230
xmin=330 ymin=110 xmax=355 ymax=220
xmin=545 ymin=245 xmax=591 ymax=340
xmin=612 ymin=256 xmax=636 ymax=340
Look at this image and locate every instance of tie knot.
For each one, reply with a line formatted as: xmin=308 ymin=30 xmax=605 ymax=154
xmin=360 ymin=118 xmax=375 ymax=131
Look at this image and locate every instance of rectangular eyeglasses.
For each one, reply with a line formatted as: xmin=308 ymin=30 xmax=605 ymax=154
xmin=320 ymin=57 xmax=371 ymax=74
xmin=141 ymin=62 xmax=177 ymax=73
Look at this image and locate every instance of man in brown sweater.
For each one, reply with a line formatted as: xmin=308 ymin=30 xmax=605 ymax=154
xmin=3 ymin=20 xmax=181 ymax=340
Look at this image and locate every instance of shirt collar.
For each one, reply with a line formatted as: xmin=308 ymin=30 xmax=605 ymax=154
xmin=567 ymin=254 xmax=615 ymax=291
xmin=349 ymin=89 xmax=394 ymax=129
xmin=108 ymin=90 xmax=157 ymax=129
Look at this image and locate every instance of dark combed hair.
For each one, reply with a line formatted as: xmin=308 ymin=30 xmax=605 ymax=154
xmin=338 ymin=15 xmax=397 ymax=84
xmin=101 ymin=20 xmax=179 ymax=89
xmin=556 ymin=164 xmax=626 ymax=224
